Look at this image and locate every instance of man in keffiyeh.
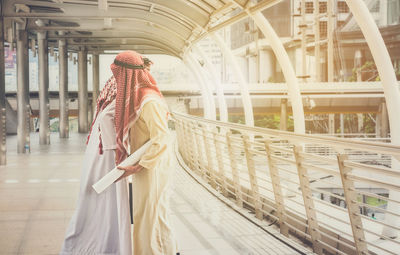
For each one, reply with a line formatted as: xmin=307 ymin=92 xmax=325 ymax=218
xmin=62 ymin=50 xmax=176 ymax=255
xmin=111 ymin=51 xmax=177 ymax=255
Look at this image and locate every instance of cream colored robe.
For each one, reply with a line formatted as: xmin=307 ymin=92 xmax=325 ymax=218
xmin=129 ymin=99 xmax=176 ymax=255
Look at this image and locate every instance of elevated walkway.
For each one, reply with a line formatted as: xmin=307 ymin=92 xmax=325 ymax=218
xmin=0 ymin=133 xmax=309 ymax=254
xmin=173 ymin=113 xmax=400 ymax=255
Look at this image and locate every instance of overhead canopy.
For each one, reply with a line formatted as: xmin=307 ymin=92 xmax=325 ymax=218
xmin=2 ymin=0 xmax=249 ymax=57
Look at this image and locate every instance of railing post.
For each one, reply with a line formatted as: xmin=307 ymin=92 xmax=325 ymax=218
xmin=177 ymin=120 xmax=188 ymax=162
xmin=337 ymin=154 xmax=368 ymax=255
xmin=178 ymin=120 xmax=190 ymax=164
xmin=226 ymin=132 xmax=243 ymax=207
xmin=243 ymin=135 xmax=263 ymax=220
xmin=202 ymin=125 xmax=218 ymax=189
xmin=293 ymin=145 xmax=323 ymax=254
xmin=176 ymin=120 xmax=183 ymax=149
xmin=264 ymin=140 xmax=289 ymax=236
xmin=185 ymin=120 xmax=198 ymax=172
xmin=183 ymin=120 xmax=195 ymax=168
xmin=213 ymin=128 xmax=228 ymax=196
xmin=194 ymin=122 xmax=207 ymax=178
xmin=188 ymin=121 xmax=201 ymax=174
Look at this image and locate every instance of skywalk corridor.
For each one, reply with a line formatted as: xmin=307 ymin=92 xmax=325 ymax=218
xmin=1 ymin=0 xmax=400 ymax=254
xmin=0 ymin=133 xmax=310 ymax=255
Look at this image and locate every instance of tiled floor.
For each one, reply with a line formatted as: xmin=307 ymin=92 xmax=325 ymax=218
xmin=0 ymin=133 xmax=309 ymax=254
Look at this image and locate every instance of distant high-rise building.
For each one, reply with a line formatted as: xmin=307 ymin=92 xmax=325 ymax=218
xmin=229 ymin=0 xmax=399 ymax=83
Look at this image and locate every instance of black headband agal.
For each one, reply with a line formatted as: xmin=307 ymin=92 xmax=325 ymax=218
xmin=114 ymin=59 xmax=144 ymax=69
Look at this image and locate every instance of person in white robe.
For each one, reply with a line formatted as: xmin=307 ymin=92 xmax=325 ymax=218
xmin=60 ymin=76 xmax=132 ymax=255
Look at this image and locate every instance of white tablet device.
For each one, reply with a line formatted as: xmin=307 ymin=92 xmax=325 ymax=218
xmin=92 ymin=140 xmax=152 ymax=194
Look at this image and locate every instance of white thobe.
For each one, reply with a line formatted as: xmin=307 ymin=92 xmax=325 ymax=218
xmin=60 ymin=100 xmax=132 ymax=255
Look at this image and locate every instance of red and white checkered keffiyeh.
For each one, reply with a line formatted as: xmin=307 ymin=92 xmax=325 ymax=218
xmin=86 ymin=51 xmax=163 ymax=164
xmin=111 ymin=51 xmax=163 ymax=165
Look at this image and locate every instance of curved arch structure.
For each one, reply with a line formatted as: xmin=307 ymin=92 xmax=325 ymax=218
xmin=225 ymin=0 xmax=306 ymax=134
xmin=192 ymin=45 xmax=228 ymax=122
xmin=250 ymin=12 xmax=306 ymax=134
xmin=1 ymin=0 xmax=398 ymax=142
xmin=2 ymin=0 xmax=397 ymax=130
xmin=343 ymin=0 xmax=400 ymax=238
xmin=186 ymin=53 xmax=217 ymax=120
xmin=183 ymin=56 xmax=214 ymax=120
xmin=2 ymin=0 xmax=400 ymax=249
xmin=212 ymin=33 xmax=254 ymax=126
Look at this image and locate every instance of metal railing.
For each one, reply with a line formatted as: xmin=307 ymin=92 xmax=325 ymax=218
xmin=173 ymin=112 xmax=400 ymax=255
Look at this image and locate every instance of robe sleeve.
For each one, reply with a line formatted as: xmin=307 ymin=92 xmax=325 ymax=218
xmin=99 ymin=101 xmax=116 ymax=150
xmin=138 ymin=100 xmax=170 ymax=170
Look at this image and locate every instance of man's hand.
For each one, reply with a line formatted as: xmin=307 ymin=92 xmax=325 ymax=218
xmin=115 ymin=164 xmax=144 ymax=182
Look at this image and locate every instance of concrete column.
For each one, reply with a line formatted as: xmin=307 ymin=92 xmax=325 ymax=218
xmin=280 ymin=99 xmax=287 ymax=131
xmin=357 ymin=114 xmax=363 ymax=133
xmin=340 ymin=113 xmax=345 ymax=137
xmin=92 ymin=53 xmax=100 ymax=115
xmin=379 ymin=0 xmax=388 ymax=26
xmin=78 ymin=49 xmax=88 ymax=133
xmin=37 ymin=32 xmax=50 ymax=145
xmin=58 ymin=37 xmax=69 ymax=138
xmin=313 ymin=0 xmax=321 ymax=82
xmin=88 ymin=100 xmax=93 ymax=127
xmin=327 ymin=0 xmax=334 ymax=82
xmin=328 ymin=114 xmax=335 ymax=134
xmin=354 ymin=50 xmax=363 ymax=82
xmin=248 ymin=55 xmax=257 ymax=84
xmin=259 ymin=50 xmax=273 ymax=83
xmin=184 ymin=99 xmax=191 ymax=114
xmin=376 ymin=111 xmax=382 ymax=138
xmin=0 ymin=15 xmax=7 ymax=164
xmin=16 ymin=25 xmax=30 ymax=153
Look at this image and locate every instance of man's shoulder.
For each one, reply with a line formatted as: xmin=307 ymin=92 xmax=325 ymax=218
xmin=142 ymin=98 xmax=167 ymax=111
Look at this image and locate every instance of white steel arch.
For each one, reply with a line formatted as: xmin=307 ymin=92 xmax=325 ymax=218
xmin=344 ymin=0 xmax=400 ymax=238
xmin=211 ymin=33 xmax=254 ymax=126
xmin=183 ymin=56 xmax=216 ymax=120
xmin=228 ymin=0 xmax=306 ymax=134
xmin=192 ymin=44 xmax=228 ymax=122
xmin=187 ymin=53 xmax=217 ymax=120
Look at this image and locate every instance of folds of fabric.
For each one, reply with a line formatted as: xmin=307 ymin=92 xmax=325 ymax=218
xmin=60 ymin=101 xmax=132 ymax=255
xmin=110 ymin=51 xmax=163 ymax=165
xmin=130 ymin=100 xmax=177 ymax=255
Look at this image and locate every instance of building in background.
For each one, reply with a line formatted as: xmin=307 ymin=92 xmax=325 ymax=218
xmin=230 ymin=0 xmax=400 ymax=83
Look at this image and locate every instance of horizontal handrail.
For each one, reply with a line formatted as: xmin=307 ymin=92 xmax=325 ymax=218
xmin=172 ymin=112 xmax=400 ymax=156
xmin=173 ymin=112 xmax=400 ymax=255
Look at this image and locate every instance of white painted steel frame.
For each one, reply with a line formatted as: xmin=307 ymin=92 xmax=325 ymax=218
xmin=250 ymin=12 xmax=306 ymax=133
xmin=186 ymin=53 xmax=217 ymax=120
xmin=192 ymin=45 xmax=228 ymax=122
xmin=211 ymin=33 xmax=254 ymax=126
xmin=174 ymin=112 xmax=400 ymax=254
xmin=183 ymin=56 xmax=215 ymax=119
xmin=223 ymin=0 xmax=306 ymax=133
xmin=344 ymin=0 xmax=400 ymax=238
